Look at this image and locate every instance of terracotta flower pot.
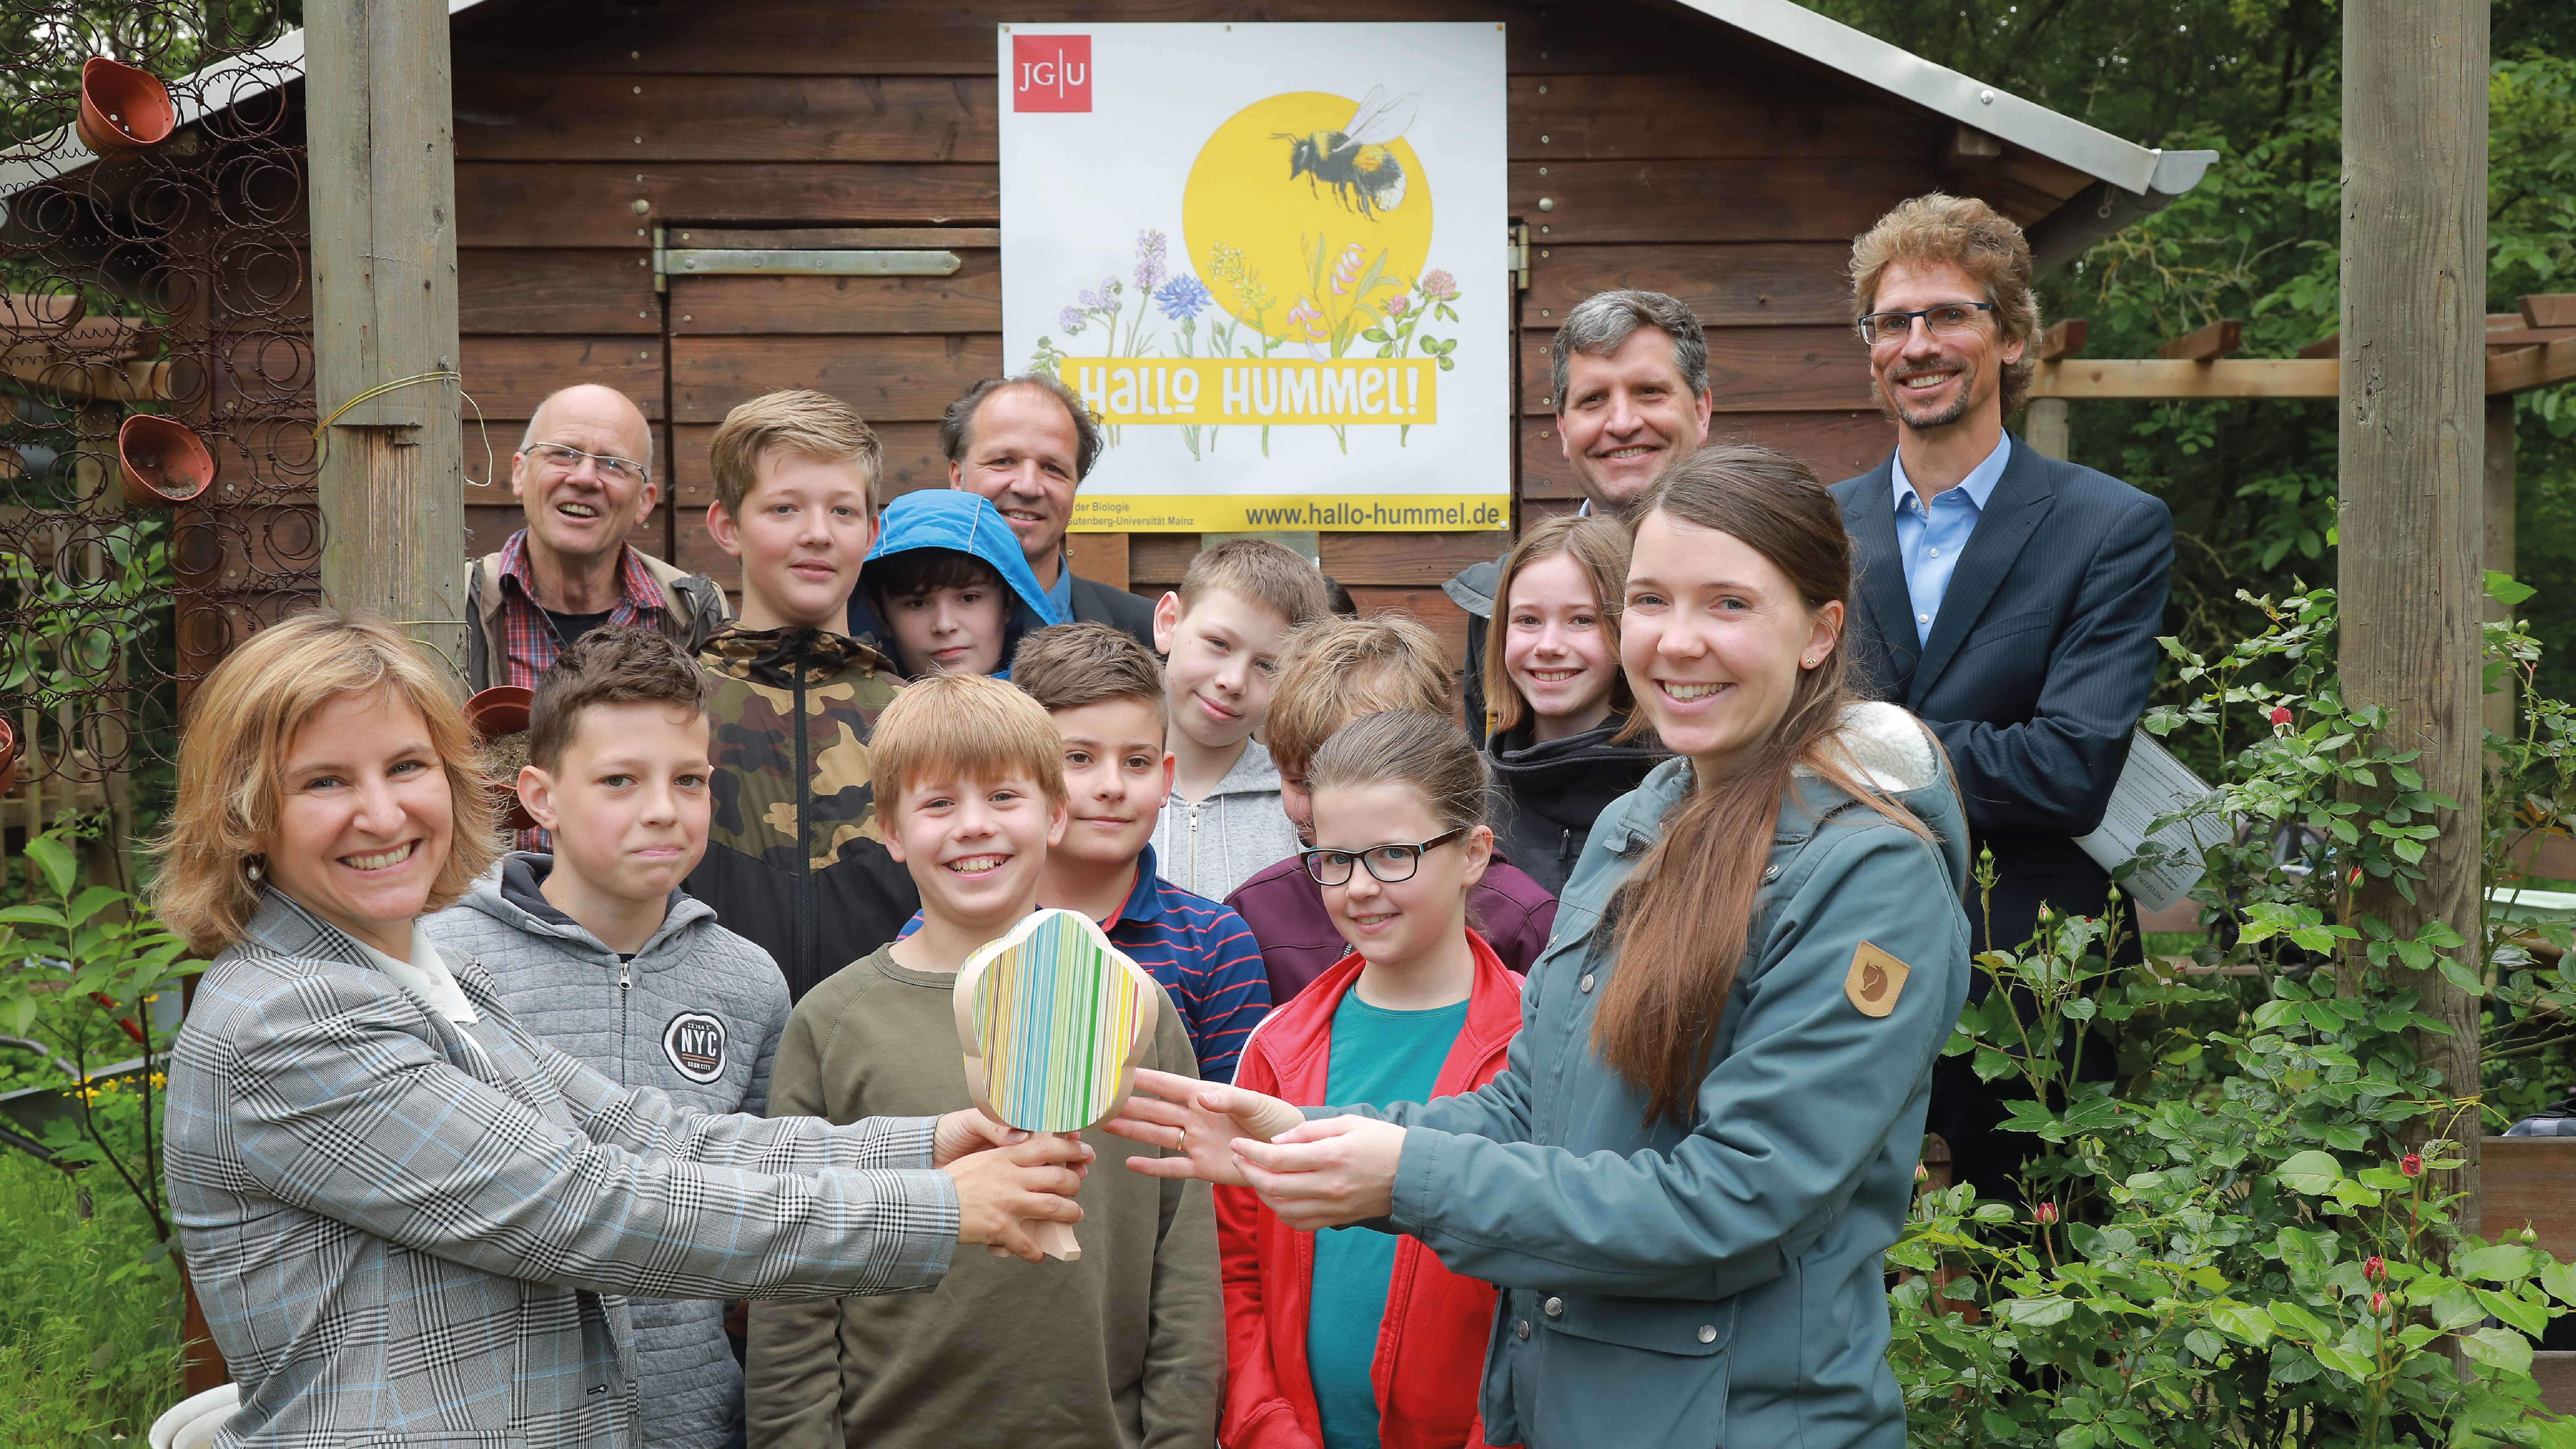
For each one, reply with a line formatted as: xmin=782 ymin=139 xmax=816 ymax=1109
xmin=76 ymin=57 xmax=176 ymax=158
xmin=0 ymin=716 xmax=17 ymax=800
xmin=463 ymin=685 xmax=537 ymax=833
xmin=117 ymin=414 xmax=214 ymax=508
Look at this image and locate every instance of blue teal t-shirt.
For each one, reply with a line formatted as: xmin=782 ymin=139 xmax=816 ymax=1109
xmin=1307 ymin=987 xmax=1468 ymax=1449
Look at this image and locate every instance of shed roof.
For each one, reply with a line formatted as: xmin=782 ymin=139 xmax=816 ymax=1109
xmin=1 ymin=0 xmax=2212 ymax=266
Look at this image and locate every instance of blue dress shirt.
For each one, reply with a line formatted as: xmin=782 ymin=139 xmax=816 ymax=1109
xmin=1044 ymin=549 xmax=1074 ymax=620
xmin=1890 ymin=435 xmax=2012 ymax=645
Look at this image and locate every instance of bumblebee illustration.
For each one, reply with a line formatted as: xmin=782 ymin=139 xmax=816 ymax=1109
xmin=1278 ymin=86 xmax=1421 ymax=217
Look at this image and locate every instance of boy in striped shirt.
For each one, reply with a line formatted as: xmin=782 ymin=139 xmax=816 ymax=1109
xmin=901 ymin=622 xmax=1272 ymax=1081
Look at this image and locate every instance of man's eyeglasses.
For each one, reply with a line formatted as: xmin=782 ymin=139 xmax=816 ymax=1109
xmin=1856 ymin=301 xmax=1997 ymax=347
xmin=525 ymin=441 xmax=649 ymax=486
xmin=1301 ymin=827 xmax=1469 ymax=887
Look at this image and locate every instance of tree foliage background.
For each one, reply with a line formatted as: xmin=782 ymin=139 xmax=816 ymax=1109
xmin=1808 ymin=0 xmax=2576 ymax=704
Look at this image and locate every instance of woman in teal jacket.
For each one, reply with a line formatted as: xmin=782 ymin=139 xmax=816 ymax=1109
xmin=1112 ymin=444 xmax=1972 ymax=1448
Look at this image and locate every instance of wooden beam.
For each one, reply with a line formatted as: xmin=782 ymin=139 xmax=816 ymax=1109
xmin=2488 ymin=336 xmax=2576 ymax=395
xmin=2299 ymin=335 xmax=2340 ymax=359
xmin=2035 ymin=318 xmax=2088 ymax=362
xmin=2524 ymin=294 xmax=2576 ymax=329
xmin=2155 ymin=319 xmax=2243 ymax=361
xmin=2030 ymin=359 xmax=2339 ymax=399
xmin=2339 ymin=0 xmax=2485 ymax=1226
xmin=307 ymin=0 xmax=468 ymax=673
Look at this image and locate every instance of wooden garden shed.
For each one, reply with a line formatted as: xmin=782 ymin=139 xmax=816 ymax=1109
xmin=1 ymin=0 xmax=2211 ymax=676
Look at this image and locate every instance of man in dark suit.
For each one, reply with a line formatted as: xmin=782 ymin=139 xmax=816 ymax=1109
xmin=921 ymin=373 xmax=1157 ymax=645
xmin=1445 ymin=290 xmax=1713 ymax=731
xmin=1828 ymin=194 xmax=2174 ymax=1202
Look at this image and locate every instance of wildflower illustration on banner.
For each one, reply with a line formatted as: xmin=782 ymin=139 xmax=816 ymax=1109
xmin=1001 ymin=23 xmax=1507 ymax=532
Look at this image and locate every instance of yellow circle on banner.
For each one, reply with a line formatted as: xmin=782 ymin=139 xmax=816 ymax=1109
xmin=1181 ymin=91 xmax=1435 ymax=349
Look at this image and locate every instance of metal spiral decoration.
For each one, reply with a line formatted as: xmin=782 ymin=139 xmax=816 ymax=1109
xmin=2 ymin=3 xmax=311 ymax=845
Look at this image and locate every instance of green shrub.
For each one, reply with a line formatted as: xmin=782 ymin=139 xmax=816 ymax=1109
xmin=1889 ymin=585 xmax=2576 ymax=1447
xmin=0 ymin=1150 xmax=185 ymax=1444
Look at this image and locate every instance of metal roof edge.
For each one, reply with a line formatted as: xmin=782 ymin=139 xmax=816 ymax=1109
xmin=1668 ymin=0 xmax=2178 ymax=196
xmin=0 ymin=0 xmax=489 ymax=203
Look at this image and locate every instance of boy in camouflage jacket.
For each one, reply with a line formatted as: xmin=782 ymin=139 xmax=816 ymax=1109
xmin=684 ymin=389 xmax=919 ymax=1001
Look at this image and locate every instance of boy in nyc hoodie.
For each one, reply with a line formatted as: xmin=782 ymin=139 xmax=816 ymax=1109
xmin=429 ymin=625 xmax=790 ymax=1449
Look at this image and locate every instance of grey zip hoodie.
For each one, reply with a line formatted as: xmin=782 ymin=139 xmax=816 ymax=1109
xmin=1147 ymin=736 xmax=1302 ymax=904
xmin=425 ymin=854 xmax=792 ymax=1449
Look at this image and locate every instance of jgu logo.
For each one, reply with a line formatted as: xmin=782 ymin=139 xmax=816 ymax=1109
xmin=1012 ymin=34 xmax=1091 ymax=113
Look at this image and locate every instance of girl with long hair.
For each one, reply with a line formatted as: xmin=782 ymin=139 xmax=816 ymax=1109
xmin=1113 ymin=445 xmax=1973 ymax=1448
xmin=1481 ymin=514 xmax=1667 ymax=894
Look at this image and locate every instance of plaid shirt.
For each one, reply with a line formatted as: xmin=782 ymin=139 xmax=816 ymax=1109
xmin=494 ymin=530 xmax=672 ymax=850
xmin=493 ymin=528 xmax=674 ymax=690
xmin=165 ymin=891 xmax=961 ymax=1448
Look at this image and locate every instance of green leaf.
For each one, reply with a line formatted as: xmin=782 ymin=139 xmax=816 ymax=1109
xmin=2459 ymin=1325 xmax=2536 ymax=1376
xmin=2431 ymin=1287 xmax=2486 ymax=1329
xmin=2539 ymin=1259 xmax=2576 ymax=1305
xmin=2436 ymin=954 xmax=2487 ymax=996
xmin=2312 ymin=1342 xmax=2375 ymax=1379
xmin=2185 ymin=1327 xmax=2225 ymax=1362
xmin=25 ymin=834 xmax=76 ymax=898
xmin=2001 ymin=1294 xmax=2078 ymax=1327
xmin=2276 ymin=1150 xmax=2343 ymax=1194
xmin=2476 ymin=1285 xmax=2551 ymax=1337
xmin=2489 ymin=571 xmax=2538 ymax=608
xmin=2267 ymin=1299 xmax=2333 ymax=1341
xmin=2459 ymin=1243 xmax=2539 ymax=1282
xmin=0 ymin=904 xmax=67 ymax=929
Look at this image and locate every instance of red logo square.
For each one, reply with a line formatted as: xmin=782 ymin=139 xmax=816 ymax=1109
xmin=1012 ymin=34 xmax=1091 ymax=112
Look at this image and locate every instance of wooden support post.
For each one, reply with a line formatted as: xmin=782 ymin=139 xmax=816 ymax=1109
xmin=2485 ymin=396 xmax=2516 ymax=738
xmin=2338 ymin=0 xmax=2485 ymax=1214
xmin=306 ymin=0 xmax=467 ymax=681
xmin=2023 ymin=399 xmax=2069 ymax=461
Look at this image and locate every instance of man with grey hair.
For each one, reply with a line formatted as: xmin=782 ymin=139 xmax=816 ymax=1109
xmin=465 ymin=382 xmax=731 ymax=693
xmin=931 ymin=372 xmax=1157 ymax=647
xmin=1444 ymin=289 xmax=1714 ymax=730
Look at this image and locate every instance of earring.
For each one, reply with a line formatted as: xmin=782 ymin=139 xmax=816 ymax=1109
xmin=244 ymin=854 xmax=264 ymax=884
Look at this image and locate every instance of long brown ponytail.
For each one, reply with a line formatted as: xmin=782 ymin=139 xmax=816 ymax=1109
xmin=1594 ymin=444 xmax=1930 ymax=1126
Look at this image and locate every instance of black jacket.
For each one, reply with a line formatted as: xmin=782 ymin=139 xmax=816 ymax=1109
xmin=1068 ymin=571 xmax=1158 ymax=649
xmin=1483 ymin=714 xmax=1668 ymax=896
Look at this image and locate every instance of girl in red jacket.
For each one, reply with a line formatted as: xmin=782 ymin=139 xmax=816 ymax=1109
xmin=1220 ymin=710 xmax=1524 ymax=1449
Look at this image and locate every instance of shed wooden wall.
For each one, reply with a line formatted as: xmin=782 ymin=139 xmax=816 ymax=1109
xmin=444 ymin=0 xmax=2054 ymax=664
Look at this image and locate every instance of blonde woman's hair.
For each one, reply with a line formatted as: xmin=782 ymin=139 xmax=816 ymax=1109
xmin=1483 ymin=513 xmax=1636 ymax=735
xmin=871 ymin=672 xmax=1069 ymax=817
xmin=149 ymin=610 xmax=501 ymax=956
xmin=1848 ymin=192 xmax=2041 ymax=414
xmin=707 ymin=388 xmax=883 ymax=519
xmin=1263 ymin=614 xmax=1452 ymax=775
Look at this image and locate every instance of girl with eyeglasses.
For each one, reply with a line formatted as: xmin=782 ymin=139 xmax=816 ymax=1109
xmin=1216 ymin=710 xmax=1522 ymax=1449
xmin=1113 ymin=445 xmax=1974 ymax=1448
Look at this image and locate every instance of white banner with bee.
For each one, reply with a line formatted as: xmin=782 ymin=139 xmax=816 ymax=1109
xmin=999 ymin=22 xmax=1511 ymax=533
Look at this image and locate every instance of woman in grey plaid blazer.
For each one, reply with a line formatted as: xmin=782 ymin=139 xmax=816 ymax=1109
xmin=156 ymin=611 xmax=1090 ymax=1449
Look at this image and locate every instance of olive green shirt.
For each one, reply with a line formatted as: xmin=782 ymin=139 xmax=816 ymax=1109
xmin=746 ymin=945 xmax=1221 ymax=1449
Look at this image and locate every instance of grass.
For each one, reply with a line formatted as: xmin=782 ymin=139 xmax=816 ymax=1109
xmin=0 ymin=1148 xmax=186 ymax=1446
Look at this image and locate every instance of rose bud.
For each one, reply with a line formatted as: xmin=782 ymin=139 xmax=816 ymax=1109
xmin=2035 ymin=1201 xmax=2059 ymax=1226
xmin=2371 ymin=1291 xmax=2389 ymax=1314
xmin=2269 ymin=706 xmax=2293 ymax=727
xmin=2399 ymin=1153 xmax=2422 ymax=1178
xmin=2363 ymin=1255 xmax=2386 ymax=1282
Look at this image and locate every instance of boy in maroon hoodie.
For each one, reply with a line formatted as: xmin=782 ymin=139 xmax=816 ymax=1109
xmin=1224 ymin=616 xmax=1558 ymax=1003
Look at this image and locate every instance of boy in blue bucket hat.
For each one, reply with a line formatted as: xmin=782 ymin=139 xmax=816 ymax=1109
xmin=853 ymin=490 xmax=1061 ymax=680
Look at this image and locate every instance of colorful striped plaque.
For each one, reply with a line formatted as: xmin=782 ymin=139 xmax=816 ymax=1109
xmin=956 ymin=908 xmax=1159 ymax=1135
